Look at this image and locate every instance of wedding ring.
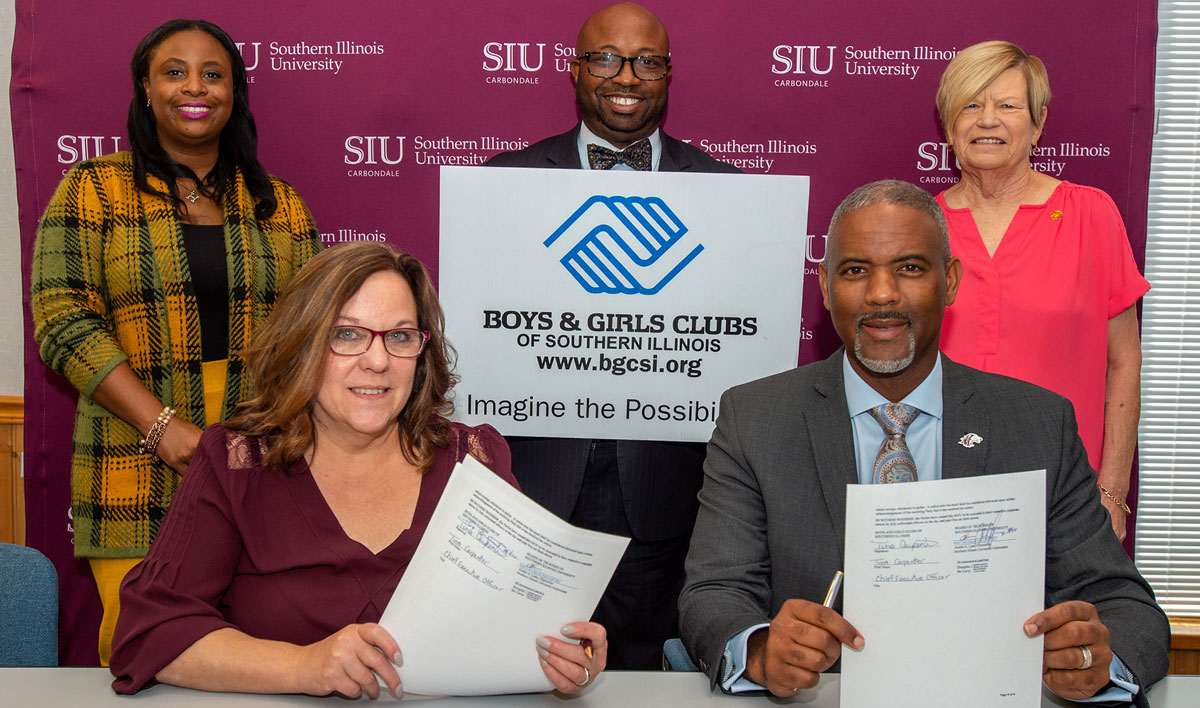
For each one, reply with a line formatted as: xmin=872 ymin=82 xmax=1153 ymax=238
xmin=574 ymin=666 xmax=591 ymax=687
xmin=1078 ymin=645 xmax=1093 ymax=670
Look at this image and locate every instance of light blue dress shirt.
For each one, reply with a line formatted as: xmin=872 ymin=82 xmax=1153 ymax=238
xmin=845 ymin=354 xmax=942 ymax=485
xmin=576 ymin=122 xmax=663 ymax=171
xmin=718 ymin=353 xmax=1137 ymax=701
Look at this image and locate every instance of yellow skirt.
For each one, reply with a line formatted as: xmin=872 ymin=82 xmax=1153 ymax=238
xmin=202 ymin=358 xmax=229 ymax=427
xmin=91 ymin=359 xmax=228 ymax=665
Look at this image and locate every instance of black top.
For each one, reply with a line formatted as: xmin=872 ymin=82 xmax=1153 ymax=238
xmin=180 ymin=223 xmax=229 ymax=362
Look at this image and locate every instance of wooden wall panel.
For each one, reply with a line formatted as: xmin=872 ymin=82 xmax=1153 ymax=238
xmin=1170 ymin=619 xmax=1200 ymax=675
xmin=0 ymin=396 xmax=24 ymax=546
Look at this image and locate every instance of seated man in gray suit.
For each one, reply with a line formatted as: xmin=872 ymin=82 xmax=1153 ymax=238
xmin=678 ymin=180 xmax=1168 ymax=704
xmin=485 ymin=1 xmax=736 ymax=669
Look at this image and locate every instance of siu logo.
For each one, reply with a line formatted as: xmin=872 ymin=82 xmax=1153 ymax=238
xmin=771 ymin=45 xmax=836 ymax=75
xmin=482 ymin=42 xmax=546 ymax=72
xmin=57 ymin=136 xmax=122 ymax=164
xmin=344 ymin=136 xmax=406 ymax=165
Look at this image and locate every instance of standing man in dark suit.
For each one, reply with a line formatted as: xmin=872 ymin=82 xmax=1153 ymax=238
xmin=678 ymin=180 xmax=1168 ymax=703
xmin=485 ymin=2 xmax=738 ymax=669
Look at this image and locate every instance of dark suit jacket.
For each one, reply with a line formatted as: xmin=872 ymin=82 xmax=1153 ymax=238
xmin=484 ymin=123 xmax=742 ymax=174
xmin=484 ymin=123 xmax=739 ymax=541
xmin=678 ymin=351 xmax=1169 ymax=694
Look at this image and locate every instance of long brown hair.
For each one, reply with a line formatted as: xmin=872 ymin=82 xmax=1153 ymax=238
xmin=227 ymin=241 xmax=458 ymax=471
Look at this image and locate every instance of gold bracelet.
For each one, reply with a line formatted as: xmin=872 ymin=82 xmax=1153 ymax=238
xmin=139 ymin=407 xmax=176 ymax=455
xmin=1098 ymin=485 xmax=1131 ymax=515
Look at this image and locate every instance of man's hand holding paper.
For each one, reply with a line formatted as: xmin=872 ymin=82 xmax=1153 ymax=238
xmin=745 ymin=599 xmax=863 ymax=696
xmin=1025 ymin=601 xmax=1115 ymax=701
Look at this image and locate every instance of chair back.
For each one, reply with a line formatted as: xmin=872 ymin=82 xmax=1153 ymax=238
xmin=0 ymin=542 xmax=58 ymax=666
xmin=662 ymin=637 xmax=699 ymax=671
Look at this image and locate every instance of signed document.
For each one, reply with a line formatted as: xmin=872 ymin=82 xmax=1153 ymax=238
xmin=378 ymin=455 xmax=629 ymax=696
xmin=840 ymin=470 xmax=1046 ymax=708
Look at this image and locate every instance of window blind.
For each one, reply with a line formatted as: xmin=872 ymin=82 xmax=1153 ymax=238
xmin=1136 ymin=0 xmax=1200 ymax=616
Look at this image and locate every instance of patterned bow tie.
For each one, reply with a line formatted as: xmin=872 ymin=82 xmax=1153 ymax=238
xmin=587 ymin=139 xmax=652 ymax=171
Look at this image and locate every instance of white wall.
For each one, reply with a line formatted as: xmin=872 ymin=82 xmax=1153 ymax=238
xmin=1 ymin=1 xmax=21 ymax=397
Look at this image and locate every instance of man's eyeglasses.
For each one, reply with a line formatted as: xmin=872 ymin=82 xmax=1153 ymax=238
xmin=578 ymin=52 xmax=670 ymax=81
xmin=328 ymin=326 xmax=429 ymax=358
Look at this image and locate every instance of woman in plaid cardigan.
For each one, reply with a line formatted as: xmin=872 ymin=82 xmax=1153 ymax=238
xmin=31 ymin=19 xmax=322 ymax=665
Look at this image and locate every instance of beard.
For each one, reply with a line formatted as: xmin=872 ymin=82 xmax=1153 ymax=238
xmin=853 ymin=311 xmax=916 ymax=374
xmin=575 ymin=82 xmax=668 ymax=146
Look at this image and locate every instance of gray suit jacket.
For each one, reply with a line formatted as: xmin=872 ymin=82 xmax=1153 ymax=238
xmin=678 ymin=351 xmax=1169 ymax=694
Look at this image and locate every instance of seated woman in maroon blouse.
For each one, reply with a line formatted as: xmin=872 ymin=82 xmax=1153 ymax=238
xmin=110 ymin=242 xmax=607 ymax=697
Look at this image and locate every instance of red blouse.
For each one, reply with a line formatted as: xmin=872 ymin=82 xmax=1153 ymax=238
xmin=110 ymin=421 xmax=515 ymax=694
xmin=938 ymin=182 xmax=1150 ymax=473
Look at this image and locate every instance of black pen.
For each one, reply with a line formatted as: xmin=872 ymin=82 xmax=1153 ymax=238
xmin=822 ymin=570 xmax=844 ymax=608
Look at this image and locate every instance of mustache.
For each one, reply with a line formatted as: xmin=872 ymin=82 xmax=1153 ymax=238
xmin=597 ymin=81 xmax=650 ymax=96
xmin=856 ymin=310 xmax=912 ymax=327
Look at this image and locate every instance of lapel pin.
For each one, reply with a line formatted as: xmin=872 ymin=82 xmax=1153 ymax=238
xmin=957 ymin=433 xmax=983 ymax=448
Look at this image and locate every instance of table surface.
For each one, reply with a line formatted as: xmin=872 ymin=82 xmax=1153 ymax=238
xmin=1 ymin=669 xmax=1195 ymax=706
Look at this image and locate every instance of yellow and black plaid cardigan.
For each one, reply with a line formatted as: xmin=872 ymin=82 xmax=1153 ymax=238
xmin=32 ymin=152 xmax=323 ymax=558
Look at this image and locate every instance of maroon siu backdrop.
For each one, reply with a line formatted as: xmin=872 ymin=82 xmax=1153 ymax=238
xmin=12 ymin=0 xmax=1156 ymax=665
